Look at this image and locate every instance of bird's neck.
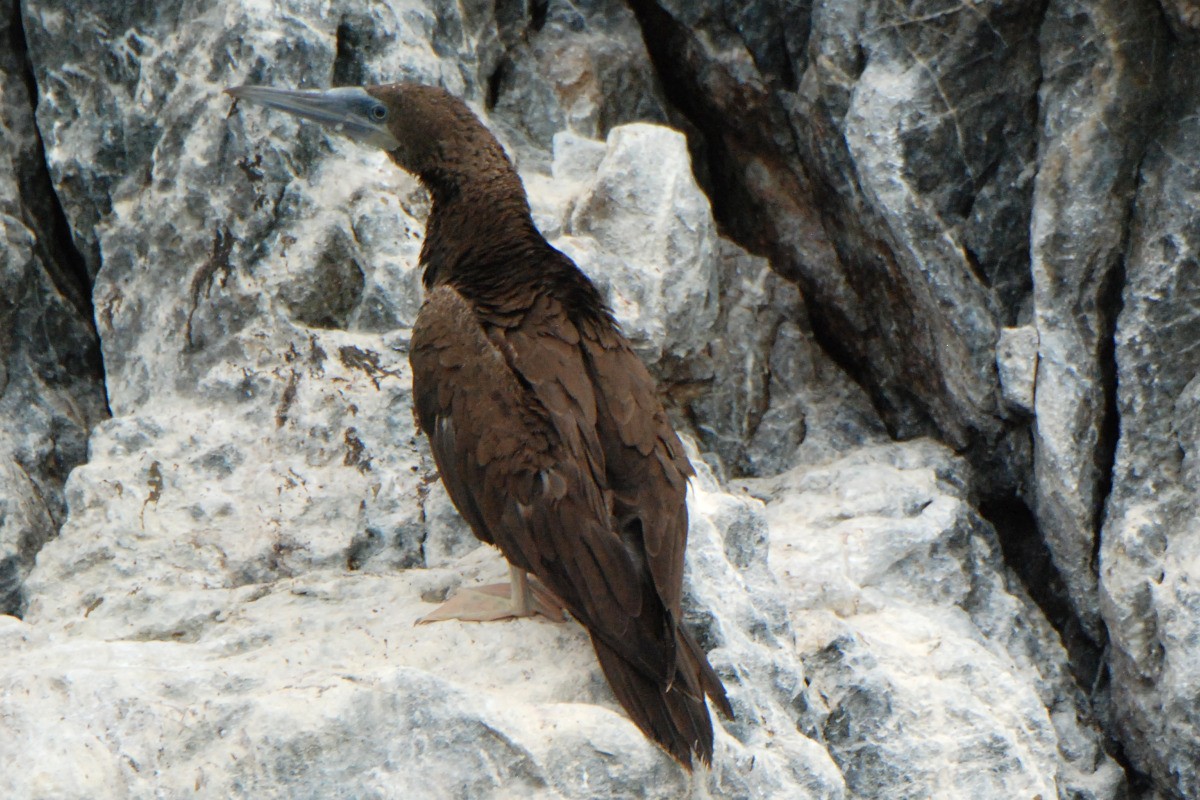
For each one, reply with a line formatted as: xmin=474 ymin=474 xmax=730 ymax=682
xmin=419 ymin=167 xmax=545 ymax=294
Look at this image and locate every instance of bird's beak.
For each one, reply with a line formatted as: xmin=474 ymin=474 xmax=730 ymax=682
xmin=225 ymin=85 xmax=401 ymax=151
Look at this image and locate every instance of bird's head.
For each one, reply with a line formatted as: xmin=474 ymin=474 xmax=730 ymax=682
xmin=225 ymin=82 xmax=510 ymax=187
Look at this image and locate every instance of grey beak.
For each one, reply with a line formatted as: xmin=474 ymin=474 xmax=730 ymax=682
xmin=225 ymin=85 xmax=401 ymax=151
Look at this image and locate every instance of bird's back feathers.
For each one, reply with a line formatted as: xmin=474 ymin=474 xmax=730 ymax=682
xmin=410 ymin=277 xmax=730 ymax=767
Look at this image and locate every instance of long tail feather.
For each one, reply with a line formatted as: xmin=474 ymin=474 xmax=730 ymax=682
xmin=589 ymin=626 xmax=732 ymax=769
xmin=680 ymin=626 xmax=734 ymax=720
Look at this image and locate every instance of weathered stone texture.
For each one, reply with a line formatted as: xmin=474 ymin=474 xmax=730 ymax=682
xmin=0 ymin=0 xmax=106 ymax=615
xmin=1100 ymin=47 xmax=1200 ymax=799
xmin=9 ymin=0 xmax=1200 ymax=797
xmin=1031 ymin=0 xmax=1165 ymax=645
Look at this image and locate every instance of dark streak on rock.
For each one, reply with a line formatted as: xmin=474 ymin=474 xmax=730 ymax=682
xmin=530 ymin=0 xmax=549 ymax=32
xmin=485 ymin=58 xmax=508 ymax=113
xmin=338 ymin=345 xmax=399 ymax=389
xmin=0 ymin=556 xmax=21 ymax=618
xmin=1093 ymin=259 xmax=1126 ymax=575
xmin=343 ymin=427 xmax=371 ymax=473
xmin=309 ymin=335 xmax=327 ymax=368
xmin=146 ymin=461 xmax=163 ymax=504
xmin=346 ymin=508 xmax=384 ymax=571
xmin=332 ymin=16 xmax=364 ymax=88
xmin=331 ymin=11 xmax=393 ymax=88
xmin=138 ymin=460 xmax=164 ymax=530
xmin=185 ymin=225 xmax=234 ymax=352
xmin=236 ymin=153 xmax=270 ymax=210
xmin=275 ymin=369 xmax=299 ymax=428
xmin=265 ymin=537 xmax=298 ymax=580
xmin=237 ymin=153 xmax=264 ymax=183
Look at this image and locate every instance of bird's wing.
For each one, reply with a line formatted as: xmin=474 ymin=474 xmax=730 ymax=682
xmin=409 ymin=285 xmax=676 ymax=683
xmin=577 ymin=318 xmax=695 ymax=625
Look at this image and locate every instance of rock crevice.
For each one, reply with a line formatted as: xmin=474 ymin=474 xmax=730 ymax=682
xmin=0 ymin=0 xmax=108 ymax=616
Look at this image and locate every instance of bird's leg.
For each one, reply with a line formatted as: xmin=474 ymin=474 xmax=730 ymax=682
xmin=416 ymin=561 xmax=566 ymax=624
xmin=509 ymin=564 xmax=533 ymax=617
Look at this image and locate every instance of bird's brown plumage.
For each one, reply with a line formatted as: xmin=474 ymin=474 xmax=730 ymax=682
xmin=409 ymin=274 xmax=733 ymax=768
xmin=395 ymin=84 xmax=732 ymax=767
xmin=227 ymin=80 xmax=732 ymax=768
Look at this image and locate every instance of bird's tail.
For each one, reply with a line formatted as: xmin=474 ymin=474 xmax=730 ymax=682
xmin=589 ymin=626 xmax=733 ymax=770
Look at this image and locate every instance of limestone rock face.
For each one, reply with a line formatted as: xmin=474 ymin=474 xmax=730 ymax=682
xmin=5 ymin=0 xmax=1200 ymax=797
xmin=1100 ymin=47 xmax=1200 ymax=799
xmin=627 ymin=0 xmax=1040 ymax=488
xmin=1031 ymin=0 xmax=1165 ymax=646
xmin=0 ymin=0 xmax=107 ymax=616
xmin=4 ymin=454 xmax=852 ymax=800
xmin=749 ymin=442 xmax=1122 ymax=800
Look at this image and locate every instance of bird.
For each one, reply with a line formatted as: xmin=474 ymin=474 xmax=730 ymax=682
xmin=225 ymin=81 xmax=733 ymax=768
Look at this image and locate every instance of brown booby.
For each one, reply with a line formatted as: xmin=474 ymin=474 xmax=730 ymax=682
xmin=225 ymin=82 xmax=733 ymax=768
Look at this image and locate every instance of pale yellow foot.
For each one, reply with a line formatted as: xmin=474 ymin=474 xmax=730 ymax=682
xmin=417 ymin=565 xmax=566 ymax=624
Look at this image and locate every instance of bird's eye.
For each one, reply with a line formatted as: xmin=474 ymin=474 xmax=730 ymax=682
xmin=370 ymin=104 xmax=388 ymax=122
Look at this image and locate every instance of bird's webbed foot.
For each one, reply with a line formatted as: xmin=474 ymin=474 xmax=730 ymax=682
xmin=417 ymin=565 xmax=566 ymax=623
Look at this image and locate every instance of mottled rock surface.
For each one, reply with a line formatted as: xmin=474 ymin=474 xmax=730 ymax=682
xmin=745 ymin=440 xmax=1123 ymax=800
xmin=1031 ymin=0 xmax=1164 ymax=644
xmin=5 ymin=447 xmax=851 ymax=799
xmin=628 ymin=0 xmax=1039 ymax=490
xmin=4 ymin=0 xmax=1200 ymax=797
xmin=1100 ymin=47 xmax=1200 ymax=799
xmin=0 ymin=0 xmax=106 ymax=616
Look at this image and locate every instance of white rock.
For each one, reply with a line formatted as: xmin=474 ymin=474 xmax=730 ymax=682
xmin=2 ymin=447 xmax=848 ymax=800
xmin=997 ymin=325 xmax=1038 ymax=414
xmin=564 ymin=123 xmax=718 ymax=366
xmin=747 ymin=440 xmax=1124 ymax=799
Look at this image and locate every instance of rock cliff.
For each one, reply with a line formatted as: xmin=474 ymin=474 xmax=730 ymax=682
xmin=1 ymin=1 xmax=1195 ymax=797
